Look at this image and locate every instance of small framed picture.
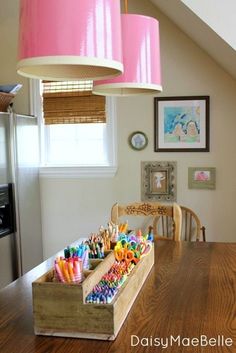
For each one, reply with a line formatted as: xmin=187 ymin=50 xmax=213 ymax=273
xmin=128 ymin=131 xmax=148 ymax=151
xmin=154 ymin=96 xmax=210 ymax=152
xmin=141 ymin=161 xmax=177 ymax=201
xmin=188 ymin=167 xmax=216 ymax=189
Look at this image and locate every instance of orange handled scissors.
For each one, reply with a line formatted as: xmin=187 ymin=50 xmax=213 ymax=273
xmin=115 ymin=248 xmax=135 ymax=264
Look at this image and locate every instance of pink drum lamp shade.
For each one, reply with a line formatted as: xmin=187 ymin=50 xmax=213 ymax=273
xmin=17 ymin=0 xmax=123 ymax=81
xmin=93 ymin=14 xmax=162 ymax=95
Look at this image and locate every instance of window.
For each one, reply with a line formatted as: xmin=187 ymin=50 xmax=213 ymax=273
xmin=30 ymin=80 xmax=117 ymax=178
xmin=46 ymin=123 xmax=107 ymax=166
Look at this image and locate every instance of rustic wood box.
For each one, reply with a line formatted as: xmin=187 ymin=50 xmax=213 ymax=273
xmin=32 ymin=246 xmax=154 ymax=340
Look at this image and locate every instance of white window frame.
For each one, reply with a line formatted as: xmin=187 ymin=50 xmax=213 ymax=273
xmin=29 ymin=79 xmax=117 ymax=178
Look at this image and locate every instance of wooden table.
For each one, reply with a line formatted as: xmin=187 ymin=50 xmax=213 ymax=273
xmin=0 ymin=241 xmax=235 ymax=353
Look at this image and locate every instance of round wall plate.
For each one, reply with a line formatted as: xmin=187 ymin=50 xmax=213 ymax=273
xmin=128 ymin=131 xmax=148 ymax=151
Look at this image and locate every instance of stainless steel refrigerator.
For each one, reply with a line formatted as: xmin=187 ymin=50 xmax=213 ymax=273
xmin=0 ymin=111 xmax=43 ymax=289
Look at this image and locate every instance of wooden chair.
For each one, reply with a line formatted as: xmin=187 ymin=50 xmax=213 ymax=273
xmin=111 ymin=202 xmax=182 ymax=241
xmin=153 ymin=205 xmax=206 ymax=242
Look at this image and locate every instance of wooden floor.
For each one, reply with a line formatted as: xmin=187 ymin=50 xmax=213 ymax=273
xmin=0 ymin=241 xmax=235 ymax=352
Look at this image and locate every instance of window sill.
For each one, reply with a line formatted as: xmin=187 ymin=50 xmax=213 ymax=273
xmin=39 ymin=165 xmax=117 ymax=178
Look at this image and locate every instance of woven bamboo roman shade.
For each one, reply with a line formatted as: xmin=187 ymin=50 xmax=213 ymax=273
xmin=43 ymin=81 xmax=106 ymax=125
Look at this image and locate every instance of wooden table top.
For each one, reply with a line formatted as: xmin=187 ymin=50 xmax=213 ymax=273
xmin=0 ymin=241 xmax=235 ymax=353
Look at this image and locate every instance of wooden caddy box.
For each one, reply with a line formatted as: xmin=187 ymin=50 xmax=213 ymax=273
xmin=32 ymin=246 xmax=154 ymax=340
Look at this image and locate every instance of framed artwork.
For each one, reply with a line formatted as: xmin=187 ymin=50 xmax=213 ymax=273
xmin=154 ymin=96 xmax=210 ymax=152
xmin=128 ymin=131 xmax=148 ymax=151
xmin=188 ymin=167 xmax=216 ymax=189
xmin=141 ymin=161 xmax=177 ymax=201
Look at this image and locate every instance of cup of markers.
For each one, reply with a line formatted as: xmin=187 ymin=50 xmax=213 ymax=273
xmin=64 ymin=244 xmax=90 ymax=270
xmin=54 ymin=256 xmax=83 ymax=283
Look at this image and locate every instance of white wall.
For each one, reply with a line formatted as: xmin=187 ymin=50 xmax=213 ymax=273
xmin=1 ymin=0 xmax=236 ymax=259
xmin=40 ymin=0 xmax=236 ymax=257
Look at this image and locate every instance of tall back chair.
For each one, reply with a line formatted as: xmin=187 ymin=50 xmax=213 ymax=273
xmin=153 ymin=205 xmax=206 ymax=242
xmin=111 ymin=202 xmax=182 ymax=241
xmin=181 ymin=206 xmax=206 ymax=241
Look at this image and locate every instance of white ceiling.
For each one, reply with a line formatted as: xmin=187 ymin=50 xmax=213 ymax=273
xmin=150 ymin=0 xmax=236 ymax=79
xmin=181 ymin=0 xmax=236 ymax=50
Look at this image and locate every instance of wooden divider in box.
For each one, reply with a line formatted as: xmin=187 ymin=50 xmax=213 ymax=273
xmin=32 ymin=246 xmax=154 ymax=340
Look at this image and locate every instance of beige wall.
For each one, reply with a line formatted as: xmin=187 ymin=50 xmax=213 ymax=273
xmin=0 ymin=0 xmax=29 ymax=114
xmin=1 ymin=0 xmax=236 ymax=259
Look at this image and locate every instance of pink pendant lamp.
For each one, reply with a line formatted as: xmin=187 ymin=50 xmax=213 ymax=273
xmin=93 ymin=10 xmax=162 ymax=95
xmin=17 ymin=0 xmax=123 ymax=81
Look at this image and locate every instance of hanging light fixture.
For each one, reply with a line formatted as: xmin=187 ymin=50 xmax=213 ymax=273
xmin=93 ymin=0 xmax=162 ymax=96
xmin=17 ymin=0 xmax=123 ymax=81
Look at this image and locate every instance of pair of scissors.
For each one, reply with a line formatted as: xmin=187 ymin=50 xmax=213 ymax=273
xmin=139 ymin=240 xmax=152 ymax=256
xmin=115 ymin=248 xmax=134 ymax=263
xmin=137 ymin=242 xmax=147 ymax=255
xmin=115 ymin=247 xmax=141 ymax=265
